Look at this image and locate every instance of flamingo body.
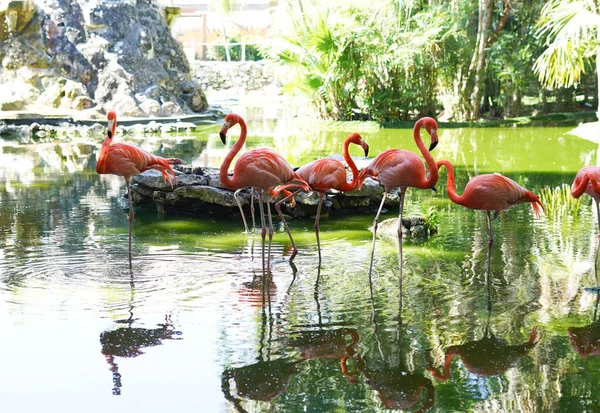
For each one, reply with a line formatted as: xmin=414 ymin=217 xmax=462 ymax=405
xmin=96 ymin=111 xmax=180 ymax=259
xmin=272 ymin=133 xmax=368 ymax=261
xmin=223 ymin=148 xmax=298 ymax=191
xmin=357 ymin=117 xmax=439 ymax=276
xmin=219 ymin=113 xmax=309 ymax=265
xmin=359 ymin=149 xmax=431 ymax=191
xmin=572 ymin=166 xmax=600 ymax=202
xmin=452 ymin=172 xmax=544 ymax=218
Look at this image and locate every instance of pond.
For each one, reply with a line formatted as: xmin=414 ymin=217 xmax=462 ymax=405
xmin=1 ymin=110 xmax=599 ymax=412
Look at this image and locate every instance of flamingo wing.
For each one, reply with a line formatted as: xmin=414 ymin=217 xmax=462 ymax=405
xmin=464 ymin=173 xmax=539 ymax=214
xmin=233 ymin=149 xmax=295 ymax=189
xmin=105 ymin=143 xmax=177 ymax=186
xmin=297 ymin=159 xmax=348 ymax=192
xmin=361 ymin=149 xmax=426 ymax=191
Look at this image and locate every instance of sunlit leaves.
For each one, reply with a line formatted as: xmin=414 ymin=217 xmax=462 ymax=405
xmin=534 ymin=0 xmax=600 ymax=88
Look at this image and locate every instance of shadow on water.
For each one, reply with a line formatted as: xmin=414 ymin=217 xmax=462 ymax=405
xmin=99 ymin=268 xmax=182 ymax=395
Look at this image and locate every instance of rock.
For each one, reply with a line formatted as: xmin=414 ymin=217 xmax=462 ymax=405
xmin=128 ymin=165 xmax=431 ymax=226
xmin=139 ymin=98 xmax=162 ymax=116
xmin=369 ymin=217 xmax=438 ymax=240
xmin=0 ymin=0 xmax=208 ymax=115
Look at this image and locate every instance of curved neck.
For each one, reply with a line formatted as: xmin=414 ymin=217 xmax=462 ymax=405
xmin=96 ymin=136 xmax=112 ymax=174
xmin=572 ymin=174 xmax=590 ymax=198
xmin=340 ymin=137 xmax=360 ymax=191
xmin=437 ymin=160 xmax=465 ymax=205
xmin=414 ymin=119 xmax=438 ymax=187
xmin=219 ymin=117 xmax=247 ymax=188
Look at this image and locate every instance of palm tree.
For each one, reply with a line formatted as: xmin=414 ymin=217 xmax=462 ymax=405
xmin=534 ymin=0 xmax=600 ymax=117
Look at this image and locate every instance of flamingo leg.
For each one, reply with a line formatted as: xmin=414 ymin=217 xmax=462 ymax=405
xmin=486 ymin=210 xmax=494 ymax=285
xmin=275 ymin=189 xmax=302 ymax=261
xmin=126 ymin=179 xmax=134 ymax=260
xmin=257 ymin=190 xmax=267 ymax=275
xmin=233 ymin=188 xmax=249 ymax=233
xmin=397 ymin=187 xmax=407 ymax=288
xmin=266 ymin=195 xmax=274 ymax=267
xmin=251 ymin=189 xmax=257 ymax=232
xmin=368 ymin=191 xmax=388 ymax=276
xmin=595 ymin=200 xmax=600 ymax=286
xmin=314 ymin=192 xmax=325 ymax=264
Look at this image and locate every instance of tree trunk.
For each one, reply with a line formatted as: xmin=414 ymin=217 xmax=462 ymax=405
xmin=468 ymin=0 xmax=495 ymax=120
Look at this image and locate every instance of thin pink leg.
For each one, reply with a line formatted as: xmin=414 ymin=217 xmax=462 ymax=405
xmin=486 ymin=210 xmax=493 ymax=277
xmin=397 ymin=187 xmax=406 ymax=288
xmin=250 ymin=188 xmax=257 ymax=232
xmin=595 ymin=200 xmax=600 ymax=285
xmin=126 ymin=180 xmax=134 ymax=261
xmin=266 ymin=196 xmax=274 ymax=267
xmin=275 ymin=189 xmax=302 ymax=261
xmin=314 ymin=192 xmax=325 ymax=264
xmin=234 ymin=188 xmax=249 ymax=233
xmin=368 ymin=191 xmax=388 ymax=276
xmin=257 ymin=190 xmax=267 ymax=275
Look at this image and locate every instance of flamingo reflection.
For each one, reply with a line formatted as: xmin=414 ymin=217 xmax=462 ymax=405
xmin=426 ymin=253 xmax=540 ymax=381
xmin=222 ymin=269 xmax=299 ymax=412
xmin=99 ymin=271 xmax=182 ymax=395
xmin=286 ymin=264 xmax=361 ymax=361
xmin=341 ymin=266 xmax=435 ymax=412
xmin=568 ymin=293 xmax=600 ymax=359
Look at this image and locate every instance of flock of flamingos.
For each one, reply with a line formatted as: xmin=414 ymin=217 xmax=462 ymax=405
xmin=94 ymin=110 xmax=600 ymax=407
xmin=96 ymin=111 xmax=600 ymax=282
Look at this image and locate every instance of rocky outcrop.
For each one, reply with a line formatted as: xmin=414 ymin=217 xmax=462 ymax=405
xmin=0 ymin=0 xmax=207 ymax=117
xmin=129 ymin=160 xmax=437 ymax=237
xmin=192 ymin=61 xmax=278 ymax=93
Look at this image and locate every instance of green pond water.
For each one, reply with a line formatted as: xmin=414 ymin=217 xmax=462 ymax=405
xmin=1 ymin=112 xmax=600 ymax=413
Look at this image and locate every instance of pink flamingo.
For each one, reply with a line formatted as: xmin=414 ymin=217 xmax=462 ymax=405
xmin=96 ymin=111 xmax=180 ymax=258
xmin=272 ymin=133 xmax=369 ymax=262
xmin=219 ymin=113 xmax=310 ymax=268
xmin=436 ymin=159 xmax=544 ymax=273
xmin=571 ymin=166 xmax=600 ymax=285
xmin=357 ymin=117 xmax=439 ymax=275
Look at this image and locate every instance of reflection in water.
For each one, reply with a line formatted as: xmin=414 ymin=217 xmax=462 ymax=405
xmin=99 ymin=271 xmax=182 ymax=395
xmin=286 ymin=264 xmax=360 ymax=361
xmin=342 ymin=267 xmax=435 ymax=412
xmin=427 ymin=257 xmax=540 ymax=381
xmin=568 ymin=294 xmax=600 ymax=359
xmin=222 ymin=271 xmax=299 ymax=412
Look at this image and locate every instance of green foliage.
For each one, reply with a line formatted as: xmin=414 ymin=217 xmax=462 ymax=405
xmin=538 ymin=184 xmax=586 ymax=220
xmin=207 ymin=38 xmax=263 ymax=61
xmin=534 ymin=0 xmax=600 ymax=88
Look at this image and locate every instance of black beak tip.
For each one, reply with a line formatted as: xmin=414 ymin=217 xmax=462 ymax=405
xmin=219 ymin=131 xmax=226 ymax=144
xmin=429 ymin=141 xmax=438 ymax=151
xmin=431 ymin=186 xmax=437 ymax=192
xmin=364 ymin=147 xmax=369 ymax=157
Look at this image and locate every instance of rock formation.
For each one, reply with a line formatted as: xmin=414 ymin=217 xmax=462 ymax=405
xmin=0 ymin=0 xmax=207 ymax=117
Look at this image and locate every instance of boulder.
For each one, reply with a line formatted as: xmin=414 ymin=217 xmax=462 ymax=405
xmin=0 ymin=0 xmax=208 ymax=115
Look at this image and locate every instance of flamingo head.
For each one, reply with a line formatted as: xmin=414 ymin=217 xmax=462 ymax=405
xmin=348 ymin=133 xmax=369 ymax=157
xmin=421 ymin=117 xmax=439 ymax=151
xmin=106 ymin=111 xmax=117 ymax=139
xmin=219 ymin=113 xmax=240 ymax=144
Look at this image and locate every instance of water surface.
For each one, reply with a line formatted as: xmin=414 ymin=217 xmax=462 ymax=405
xmin=1 ymin=113 xmax=599 ymax=412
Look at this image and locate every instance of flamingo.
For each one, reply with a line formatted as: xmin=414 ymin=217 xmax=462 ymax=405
xmin=436 ymin=159 xmax=544 ymax=273
xmin=272 ymin=133 xmax=369 ymax=262
xmin=219 ymin=113 xmax=310 ymax=269
xmin=357 ymin=117 xmax=439 ymax=275
xmin=96 ymin=111 xmax=180 ymax=259
xmin=571 ymin=166 xmax=600 ymax=286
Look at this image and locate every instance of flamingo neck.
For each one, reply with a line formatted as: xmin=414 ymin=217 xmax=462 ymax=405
xmin=219 ymin=117 xmax=247 ymax=189
xmin=341 ymin=137 xmax=360 ymax=191
xmin=414 ymin=119 xmax=438 ymax=188
xmin=438 ymin=160 xmax=465 ymax=206
xmin=96 ymin=136 xmax=112 ymax=174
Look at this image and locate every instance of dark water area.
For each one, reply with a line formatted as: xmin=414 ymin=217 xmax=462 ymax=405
xmin=1 ymin=112 xmax=600 ymax=412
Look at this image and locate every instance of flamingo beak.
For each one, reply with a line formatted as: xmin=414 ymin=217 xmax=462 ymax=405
xmin=363 ymin=143 xmax=369 ymax=157
xmin=107 ymin=119 xmax=115 ymax=139
xmin=431 ymin=186 xmax=437 ymax=192
xmin=428 ymin=130 xmax=439 ymax=151
xmin=219 ymin=121 xmax=231 ymax=144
